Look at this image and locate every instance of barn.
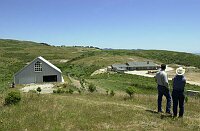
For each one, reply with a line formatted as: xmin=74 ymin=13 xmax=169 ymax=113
xmin=14 ymin=56 xmax=64 ymax=84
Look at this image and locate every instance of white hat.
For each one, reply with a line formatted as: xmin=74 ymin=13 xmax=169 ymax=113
xmin=176 ymin=67 xmax=185 ymax=75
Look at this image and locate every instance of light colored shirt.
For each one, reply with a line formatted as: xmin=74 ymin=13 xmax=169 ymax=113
xmin=155 ymin=70 xmax=169 ymax=88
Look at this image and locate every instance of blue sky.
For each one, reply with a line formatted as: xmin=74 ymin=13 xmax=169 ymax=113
xmin=0 ymin=0 xmax=200 ymax=53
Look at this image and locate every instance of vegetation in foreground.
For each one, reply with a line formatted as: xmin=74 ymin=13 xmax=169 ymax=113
xmin=0 ymin=91 xmax=200 ymax=130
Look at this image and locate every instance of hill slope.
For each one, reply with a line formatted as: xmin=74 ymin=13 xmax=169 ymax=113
xmin=0 ymin=39 xmax=98 ymax=91
xmin=0 ymin=39 xmax=200 ymax=130
xmin=1 ymin=39 xmax=200 ymax=91
xmin=0 ymin=92 xmax=200 ymax=130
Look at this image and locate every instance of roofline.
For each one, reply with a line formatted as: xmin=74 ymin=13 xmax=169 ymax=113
xmin=14 ymin=57 xmax=38 ymax=76
xmin=14 ymin=56 xmax=62 ymax=76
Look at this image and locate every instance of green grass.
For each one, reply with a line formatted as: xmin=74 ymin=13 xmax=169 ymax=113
xmin=87 ymin=73 xmax=200 ymax=94
xmin=1 ymin=39 xmax=200 ymax=130
xmin=0 ymin=92 xmax=200 ymax=130
xmin=0 ymin=39 xmax=98 ymax=91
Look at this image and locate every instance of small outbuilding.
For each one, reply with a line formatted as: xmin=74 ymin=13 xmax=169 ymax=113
xmin=14 ymin=56 xmax=64 ymax=84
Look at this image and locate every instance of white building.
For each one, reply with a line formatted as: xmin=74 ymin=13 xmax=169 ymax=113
xmin=14 ymin=56 xmax=64 ymax=84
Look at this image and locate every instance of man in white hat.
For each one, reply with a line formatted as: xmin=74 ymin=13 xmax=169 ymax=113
xmin=172 ymin=67 xmax=186 ymax=118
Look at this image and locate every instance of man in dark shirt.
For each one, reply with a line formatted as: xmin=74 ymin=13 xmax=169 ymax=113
xmin=172 ymin=67 xmax=186 ymax=118
xmin=155 ymin=64 xmax=171 ymax=114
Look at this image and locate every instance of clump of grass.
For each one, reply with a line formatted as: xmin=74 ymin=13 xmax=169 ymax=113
xmin=88 ymin=84 xmax=96 ymax=93
xmin=106 ymin=89 xmax=109 ymax=95
xmin=110 ymin=89 xmax=115 ymax=96
xmin=78 ymin=89 xmax=82 ymax=94
xmin=68 ymin=88 xmax=74 ymax=94
xmin=105 ymin=89 xmax=115 ymax=96
xmin=126 ymin=87 xmax=136 ymax=98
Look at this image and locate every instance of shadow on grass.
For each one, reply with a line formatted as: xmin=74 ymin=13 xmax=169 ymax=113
xmin=145 ymin=109 xmax=173 ymax=119
xmin=145 ymin=109 xmax=158 ymax=114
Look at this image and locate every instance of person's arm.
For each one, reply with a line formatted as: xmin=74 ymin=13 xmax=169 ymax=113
xmin=162 ymin=73 xmax=169 ymax=88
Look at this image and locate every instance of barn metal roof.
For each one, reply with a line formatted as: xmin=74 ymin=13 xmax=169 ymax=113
xmin=38 ymin=56 xmax=61 ymax=73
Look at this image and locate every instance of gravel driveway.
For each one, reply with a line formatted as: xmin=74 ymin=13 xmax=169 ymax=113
xmin=20 ymin=83 xmax=55 ymax=94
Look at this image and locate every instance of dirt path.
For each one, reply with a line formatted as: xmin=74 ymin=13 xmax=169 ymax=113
xmin=68 ymin=75 xmax=82 ymax=89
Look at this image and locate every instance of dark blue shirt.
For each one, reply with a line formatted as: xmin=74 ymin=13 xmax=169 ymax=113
xmin=173 ymin=75 xmax=186 ymax=92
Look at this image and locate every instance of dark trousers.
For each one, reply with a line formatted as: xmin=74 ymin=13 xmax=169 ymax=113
xmin=157 ymin=85 xmax=171 ymax=113
xmin=172 ymin=90 xmax=185 ymax=117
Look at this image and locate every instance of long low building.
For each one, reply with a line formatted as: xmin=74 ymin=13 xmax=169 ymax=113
xmin=111 ymin=61 xmax=160 ymax=72
xmin=14 ymin=56 xmax=64 ymax=84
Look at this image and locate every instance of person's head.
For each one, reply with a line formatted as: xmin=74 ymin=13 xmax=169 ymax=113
xmin=161 ymin=64 xmax=166 ymax=70
xmin=176 ymin=67 xmax=185 ymax=76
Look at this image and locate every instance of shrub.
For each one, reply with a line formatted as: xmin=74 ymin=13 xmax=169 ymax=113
xmin=106 ymin=89 xmax=109 ymax=95
xmin=78 ymin=89 xmax=82 ymax=94
xmin=68 ymin=88 xmax=74 ymax=94
xmin=37 ymin=87 xmax=42 ymax=93
xmin=185 ymin=96 xmax=188 ymax=103
xmin=126 ymin=87 xmax=136 ymax=97
xmin=5 ymin=91 xmax=21 ymax=105
xmin=110 ymin=89 xmax=115 ymax=96
xmin=88 ymin=84 xmax=96 ymax=93
xmin=57 ymin=88 xmax=65 ymax=94
xmin=53 ymin=90 xmax=56 ymax=93
xmin=62 ymin=83 xmax=68 ymax=88
xmin=80 ymin=78 xmax=85 ymax=88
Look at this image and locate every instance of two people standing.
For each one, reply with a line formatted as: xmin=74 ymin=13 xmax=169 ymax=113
xmin=155 ymin=64 xmax=186 ymax=117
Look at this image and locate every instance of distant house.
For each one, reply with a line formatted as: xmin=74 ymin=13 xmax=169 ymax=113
xmin=14 ymin=56 xmax=64 ymax=84
xmin=111 ymin=61 xmax=159 ymax=73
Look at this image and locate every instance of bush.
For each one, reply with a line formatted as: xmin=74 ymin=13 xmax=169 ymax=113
xmin=185 ymin=96 xmax=188 ymax=103
xmin=88 ymin=84 xmax=96 ymax=93
xmin=68 ymin=88 xmax=74 ymax=94
xmin=78 ymin=89 xmax=82 ymax=94
xmin=5 ymin=91 xmax=21 ymax=105
xmin=57 ymin=88 xmax=65 ymax=94
xmin=106 ymin=89 xmax=109 ymax=95
xmin=62 ymin=83 xmax=68 ymax=88
xmin=110 ymin=89 xmax=115 ymax=96
xmin=53 ymin=90 xmax=56 ymax=93
xmin=37 ymin=87 xmax=42 ymax=93
xmin=126 ymin=87 xmax=136 ymax=97
xmin=80 ymin=78 xmax=85 ymax=88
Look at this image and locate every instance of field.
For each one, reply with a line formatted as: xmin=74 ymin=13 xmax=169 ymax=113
xmin=0 ymin=91 xmax=200 ymax=130
xmin=0 ymin=39 xmax=200 ymax=130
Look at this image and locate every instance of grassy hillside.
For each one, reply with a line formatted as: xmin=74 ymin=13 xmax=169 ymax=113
xmin=1 ymin=39 xmax=200 ymax=130
xmin=1 ymin=39 xmax=200 ymax=91
xmin=0 ymin=92 xmax=200 ymax=130
xmin=0 ymin=39 xmax=98 ymax=91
